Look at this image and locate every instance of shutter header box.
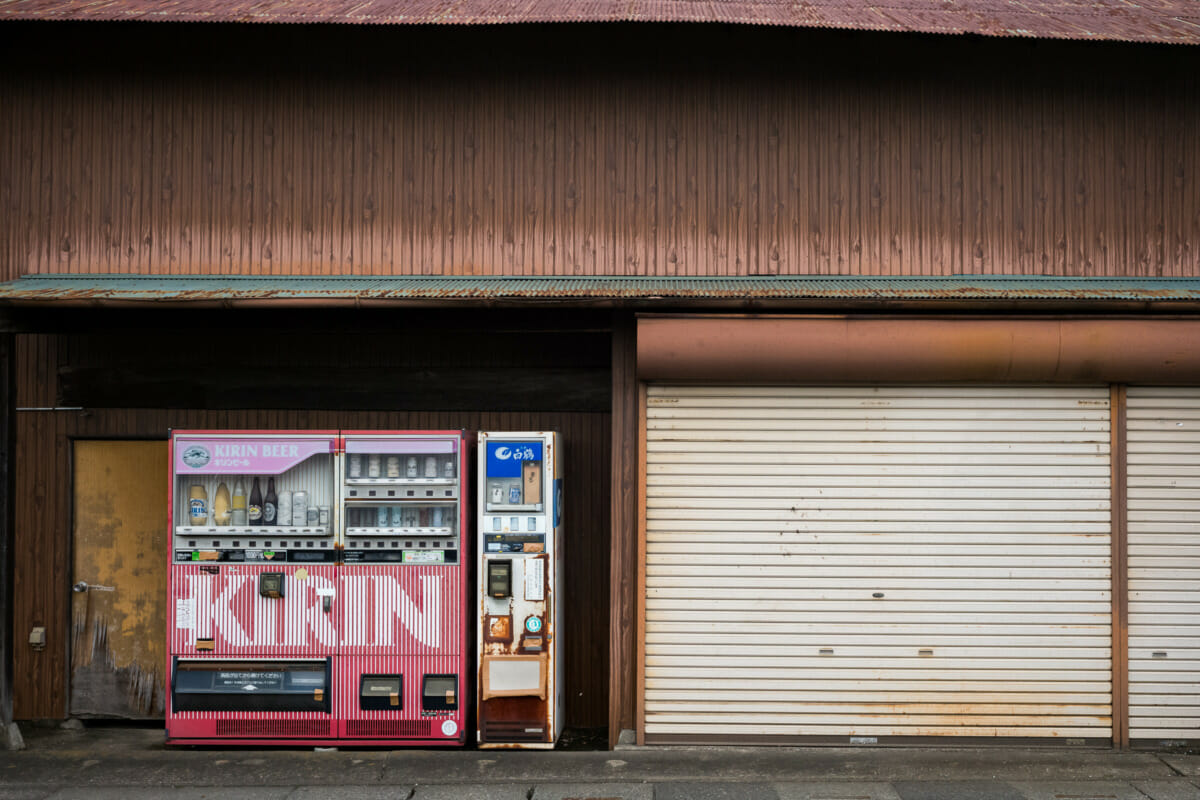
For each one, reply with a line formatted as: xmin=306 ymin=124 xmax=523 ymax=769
xmin=638 ymin=317 xmax=1200 ymax=384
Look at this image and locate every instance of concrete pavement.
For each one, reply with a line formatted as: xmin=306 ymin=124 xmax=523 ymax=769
xmin=1 ymin=725 xmax=1198 ymax=799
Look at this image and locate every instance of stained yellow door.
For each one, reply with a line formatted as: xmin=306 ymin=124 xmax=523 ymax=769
xmin=71 ymin=440 xmax=168 ymax=718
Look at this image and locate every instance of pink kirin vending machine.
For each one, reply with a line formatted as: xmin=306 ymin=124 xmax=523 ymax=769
xmin=166 ymin=429 xmax=469 ymax=746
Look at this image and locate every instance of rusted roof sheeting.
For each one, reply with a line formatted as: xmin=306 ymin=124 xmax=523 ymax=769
xmin=1 ymin=0 xmax=1198 ymax=44
xmin=2 ymin=274 xmax=1200 ymax=304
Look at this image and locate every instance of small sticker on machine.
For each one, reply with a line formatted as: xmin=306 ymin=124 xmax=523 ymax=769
xmin=175 ymin=598 xmax=195 ymax=631
xmin=524 ymin=558 xmax=544 ymax=601
xmin=403 ymin=551 xmax=445 ymax=564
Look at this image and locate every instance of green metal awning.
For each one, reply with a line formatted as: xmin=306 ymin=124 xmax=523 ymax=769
xmin=2 ymin=274 xmax=1199 ymax=306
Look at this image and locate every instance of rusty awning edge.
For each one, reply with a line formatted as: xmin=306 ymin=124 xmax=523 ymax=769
xmin=2 ymin=0 xmax=1199 ymax=46
xmin=3 ymin=274 xmax=1200 ymax=305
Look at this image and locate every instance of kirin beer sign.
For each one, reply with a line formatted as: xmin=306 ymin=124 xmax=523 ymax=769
xmin=178 ymin=571 xmax=446 ymax=650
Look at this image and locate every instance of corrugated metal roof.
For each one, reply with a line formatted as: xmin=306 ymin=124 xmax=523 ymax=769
xmin=1 ymin=0 xmax=1198 ymax=45
xmin=3 ymin=274 xmax=1200 ymax=304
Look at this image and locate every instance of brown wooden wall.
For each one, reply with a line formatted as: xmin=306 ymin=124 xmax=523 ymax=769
xmin=1 ymin=23 xmax=1197 ymax=282
xmin=12 ymin=333 xmax=611 ymax=725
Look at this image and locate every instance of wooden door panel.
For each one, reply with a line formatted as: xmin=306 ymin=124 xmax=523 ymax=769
xmin=71 ymin=440 xmax=168 ymax=718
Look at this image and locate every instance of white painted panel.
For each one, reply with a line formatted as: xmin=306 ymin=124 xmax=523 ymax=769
xmin=645 ymin=384 xmax=1112 ymax=740
xmin=1127 ymin=387 xmax=1200 ymax=741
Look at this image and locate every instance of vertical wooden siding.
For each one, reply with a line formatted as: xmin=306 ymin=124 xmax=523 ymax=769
xmin=1 ymin=35 xmax=1197 ymax=281
xmin=608 ymin=313 xmax=638 ymax=746
xmin=12 ymin=335 xmax=610 ymax=724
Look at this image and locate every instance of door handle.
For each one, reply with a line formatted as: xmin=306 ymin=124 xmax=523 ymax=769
xmin=73 ymin=582 xmax=115 ymax=593
xmin=323 ymin=595 xmax=332 ymax=613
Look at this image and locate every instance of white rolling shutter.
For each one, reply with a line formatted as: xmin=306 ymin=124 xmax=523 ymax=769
xmin=645 ymin=385 xmax=1112 ymax=740
xmin=1127 ymin=387 xmax=1200 ymax=740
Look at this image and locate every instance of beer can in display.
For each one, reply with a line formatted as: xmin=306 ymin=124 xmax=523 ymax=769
xmin=509 ymin=486 xmax=522 ymax=504
xmin=406 ymin=457 xmax=418 ymax=478
xmin=368 ymin=454 xmax=381 ymax=478
xmin=277 ymin=491 xmax=292 ymax=526
xmin=307 ymin=506 xmax=319 ymax=526
xmin=390 ymin=506 xmax=404 ymax=527
xmin=424 ymin=456 xmax=438 ymax=478
xmin=319 ymin=506 xmax=330 ymax=526
xmin=386 ymin=456 xmax=401 ymax=478
xmin=443 ymin=457 xmax=455 ymax=478
xmin=291 ymin=491 xmax=308 ymax=529
xmin=377 ymin=506 xmax=389 ymax=527
xmin=348 ymin=454 xmax=363 ymax=479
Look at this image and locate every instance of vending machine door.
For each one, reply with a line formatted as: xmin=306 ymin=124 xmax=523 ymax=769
xmin=167 ymin=431 xmax=341 ymax=745
xmin=169 ymin=432 xmax=340 ymax=658
xmin=336 ymin=431 xmax=470 ymax=744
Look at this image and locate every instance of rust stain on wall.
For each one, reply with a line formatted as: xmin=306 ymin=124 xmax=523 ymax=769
xmin=71 ymin=440 xmax=168 ymax=718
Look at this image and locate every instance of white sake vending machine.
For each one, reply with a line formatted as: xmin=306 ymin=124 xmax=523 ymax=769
xmin=476 ymin=431 xmax=563 ymax=748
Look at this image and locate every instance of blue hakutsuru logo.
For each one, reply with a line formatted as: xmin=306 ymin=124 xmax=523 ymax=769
xmin=494 ymin=445 xmax=537 ymax=461
xmin=487 ymin=441 xmax=542 ymax=478
xmin=181 ymin=445 xmax=211 ymax=469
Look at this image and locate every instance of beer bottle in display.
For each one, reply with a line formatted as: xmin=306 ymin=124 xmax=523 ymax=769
xmin=248 ymin=477 xmax=264 ymax=525
xmin=264 ymin=478 xmax=278 ymax=525
xmin=231 ymin=479 xmax=247 ymax=526
xmin=213 ymin=482 xmax=232 ymax=526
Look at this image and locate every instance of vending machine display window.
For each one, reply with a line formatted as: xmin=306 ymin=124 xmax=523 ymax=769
xmin=343 ymin=501 xmax=457 ymax=534
xmin=484 ymin=441 xmax=544 ymax=511
xmin=343 ymin=438 xmax=459 ymax=499
xmin=172 ymin=435 xmax=337 ymax=541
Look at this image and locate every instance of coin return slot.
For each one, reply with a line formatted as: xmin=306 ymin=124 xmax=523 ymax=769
xmin=359 ymin=674 xmax=402 ymax=710
xmin=188 ymin=540 xmax=196 ymax=547
xmin=819 ymin=648 xmax=834 ymax=655
xmin=422 ymin=674 xmax=457 ymax=712
xmin=918 ymin=649 xmax=934 ymax=656
xmin=1153 ymin=651 xmax=1168 ymax=658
